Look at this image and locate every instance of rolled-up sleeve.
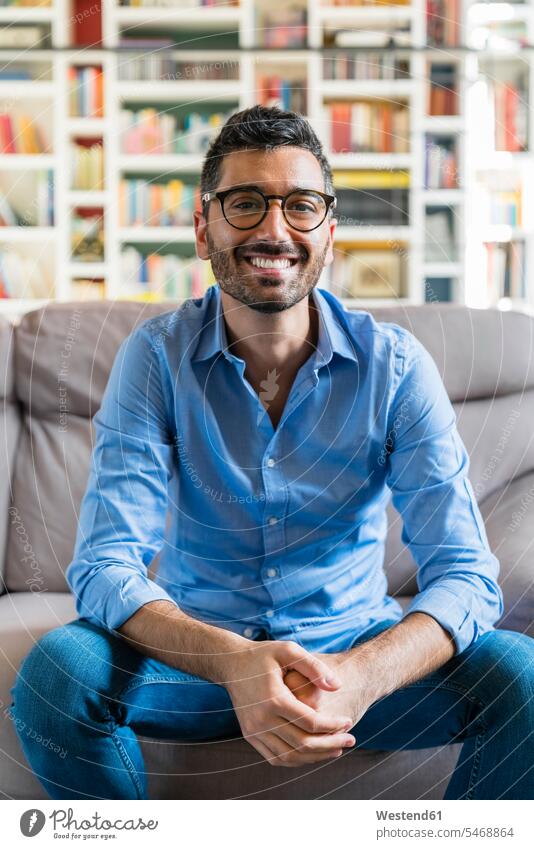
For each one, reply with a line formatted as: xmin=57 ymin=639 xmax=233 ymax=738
xmin=66 ymin=325 xmax=177 ymax=633
xmin=385 ymin=329 xmax=504 ymax=655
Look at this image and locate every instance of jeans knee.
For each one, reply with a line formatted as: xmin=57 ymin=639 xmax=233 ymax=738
xmin=470 ymin=630 xmax=534 ymax=707
xmin=11 ymin=625 xmax=75 ymax=723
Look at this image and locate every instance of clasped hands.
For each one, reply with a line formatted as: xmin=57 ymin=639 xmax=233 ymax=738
xmin=225 ymin=638 xmax=372 ymax=768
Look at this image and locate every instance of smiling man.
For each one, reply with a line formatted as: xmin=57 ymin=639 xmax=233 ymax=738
xmin=11 ymin=105 xmax=534 ymax=801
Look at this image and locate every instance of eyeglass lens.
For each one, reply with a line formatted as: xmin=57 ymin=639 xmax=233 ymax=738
xmin=222 ymin=189 xmax=328 ymax=231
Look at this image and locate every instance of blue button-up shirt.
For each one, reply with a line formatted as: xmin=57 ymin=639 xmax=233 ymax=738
xmin=66 ymin=284 xmax=504 ymax=655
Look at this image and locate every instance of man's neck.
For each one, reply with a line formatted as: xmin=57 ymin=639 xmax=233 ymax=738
xmin=219 ymin=289 xmax=319 ymax=378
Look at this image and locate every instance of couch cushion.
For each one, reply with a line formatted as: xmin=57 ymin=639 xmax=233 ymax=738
xmin=5 ymin=415 xmax=93 ymax=592
xmin=479 ymin=472 xmax=534 ymax=636
xmin=0 ymin=592 xmax=77 ymax=799
xmin=14 ymin=300 xmax=175 ymax=418
xmin=369 ymin=304 xmax=534 ymax=403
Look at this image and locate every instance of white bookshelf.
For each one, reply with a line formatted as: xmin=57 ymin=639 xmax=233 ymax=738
xmin=0 ymin=0 xmax=530 ymax=315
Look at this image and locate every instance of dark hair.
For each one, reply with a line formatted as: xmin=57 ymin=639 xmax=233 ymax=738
xmin=200 ymin=104 xmax=335 ymax=207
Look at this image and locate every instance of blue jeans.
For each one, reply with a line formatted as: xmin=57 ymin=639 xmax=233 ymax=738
xmin=10 ymin=618 xmax=534 ymax=800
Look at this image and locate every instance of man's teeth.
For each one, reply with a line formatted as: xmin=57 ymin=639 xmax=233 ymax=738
xmin=248 ymin=256 xmax=293 ymax=269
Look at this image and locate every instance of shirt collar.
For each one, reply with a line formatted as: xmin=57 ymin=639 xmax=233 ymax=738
xmin=191 ymin=284 xmax=358 ymax=367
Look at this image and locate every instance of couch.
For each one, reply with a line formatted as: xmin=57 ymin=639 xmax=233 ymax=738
xmin=0 ymin=298 xmax=533 ymax=800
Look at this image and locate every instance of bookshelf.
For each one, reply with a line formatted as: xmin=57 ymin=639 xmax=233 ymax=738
xmin=0 ymin=0 xmax=533 ymax=314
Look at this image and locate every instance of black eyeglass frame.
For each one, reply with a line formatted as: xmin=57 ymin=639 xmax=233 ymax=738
xmin=201 ymin=187 xmax=337 ymax=232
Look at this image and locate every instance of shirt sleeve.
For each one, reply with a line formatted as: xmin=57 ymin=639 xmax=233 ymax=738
xmin=384 ymin=329 xmax=504 ymax=655
xmin=65 ymin=324 xmax=177 ymax=633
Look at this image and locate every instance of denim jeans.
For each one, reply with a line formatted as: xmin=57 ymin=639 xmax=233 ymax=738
xmin=10 ymin=618 xmax=534 ymax=800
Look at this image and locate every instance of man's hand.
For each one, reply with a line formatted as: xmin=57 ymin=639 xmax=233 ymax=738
xmin=283 ymin=650 xmax=372 ymax=741
xmin=224 ymin=640 xmax=358 ymax=767
xmin=284 ymin=615 xmax=456 ymax=730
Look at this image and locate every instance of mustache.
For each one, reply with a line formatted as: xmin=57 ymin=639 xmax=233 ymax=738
xmin=236 ymin=242 xmax=307 ymax=260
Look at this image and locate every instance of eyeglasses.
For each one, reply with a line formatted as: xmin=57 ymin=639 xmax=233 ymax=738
xmin=201 ymin=187 xmax=337 ymax=232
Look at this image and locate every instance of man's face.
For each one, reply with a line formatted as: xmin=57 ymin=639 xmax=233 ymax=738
xmin=194 ymin=147 xmax=337 ymax=313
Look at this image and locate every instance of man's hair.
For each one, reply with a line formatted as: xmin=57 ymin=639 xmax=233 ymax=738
xmin=200 ymin=104 xmax=335 ymax=204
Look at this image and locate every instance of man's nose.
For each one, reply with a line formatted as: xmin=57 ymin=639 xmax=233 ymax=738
xmin=252 ymin=199 xmax=292 ymax=242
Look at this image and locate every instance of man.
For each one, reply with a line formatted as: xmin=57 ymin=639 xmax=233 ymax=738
xmin=11 ymin=105 xmax=534 ymax=800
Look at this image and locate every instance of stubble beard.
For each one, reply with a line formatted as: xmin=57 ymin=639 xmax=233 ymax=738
xmin=205 ymin=230 xmax=329 ymax=314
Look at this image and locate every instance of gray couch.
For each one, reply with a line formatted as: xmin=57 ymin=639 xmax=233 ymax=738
xmin=1 ymin=299 xmax=533 ymax=800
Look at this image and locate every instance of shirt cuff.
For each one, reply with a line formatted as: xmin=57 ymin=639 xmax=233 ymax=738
xmin=75 ymin=567 xmax=177 ymax=634
xmin=403 ymin=585 xmax=478 ymax=655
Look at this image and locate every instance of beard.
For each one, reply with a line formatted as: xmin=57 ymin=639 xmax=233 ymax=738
xmin=205 ymin=231 xmax=329 ymax=314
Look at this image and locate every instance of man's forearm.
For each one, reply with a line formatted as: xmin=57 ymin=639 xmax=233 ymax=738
xmin=118 ymin=600 xmax=249 ymax=685
xmin=334 ymin=612 xmax=456 ymax=705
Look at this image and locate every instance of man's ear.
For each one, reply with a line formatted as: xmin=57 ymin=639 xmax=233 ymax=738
xmin=194 ymin=208 xmax=209 ymax=260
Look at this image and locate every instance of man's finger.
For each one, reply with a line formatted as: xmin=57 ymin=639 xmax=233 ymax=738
xmin=275 ymin=719 xmax=356 ymax=753
xmin=282 ymin=650 xmax=342 ymax=692
xmin=277 ymin=695 xmax=352 ymax=734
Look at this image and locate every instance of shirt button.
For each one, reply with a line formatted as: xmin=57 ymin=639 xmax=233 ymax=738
xmin=266 ymin=567 xmax=278 ymax=578
xmin=268 ymin=516 xmax=278 ymax=526
xmin=266 ymin=458 xmax=276 ymax=468
xmin=243 ymin=627 xmax=254 ymax=638
xmin=265 ymin=609 xmax=274 ymax=618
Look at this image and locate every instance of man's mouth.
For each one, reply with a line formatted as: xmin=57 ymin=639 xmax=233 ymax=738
xmin=239 ymin=253 xmax=302 ymax=273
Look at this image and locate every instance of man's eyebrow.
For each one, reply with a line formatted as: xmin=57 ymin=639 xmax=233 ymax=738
xmin=226 ymin=183 xmax=319 ymax=193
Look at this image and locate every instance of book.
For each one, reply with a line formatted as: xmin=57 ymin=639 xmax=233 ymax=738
xmin=329 ymin=100 xmax=409 ymax=154
xmin=119 ymin=178 xmax=200 ymax=227
xmin=424 ymin=207 xmax=456 ymax=262
xmin=120 ymin=246 xmax=215 ymax=300
xmin=70 ymin=140 xmax=104 ymax=190
xmin=120 ymin=107 xmax=233 ymax=155
xmin=257 ymin=75 xmax=307 ymax=115
xmin=494 ymin=80 xmax=528 ymax=152
xmin=428 ymin=64 xmax=458 ymax=115
xmin=0 ymin=27 xmax=47 ymax=48
xmin=485 ymin=240 xmax=526 ymax=303
xmin=425 ymin=136 xmax=458 ymax=189
xmin=427 ymin=0 xmax=460 ymax=48
xmin=425 ymin=277 xmax=453 ymax=302
xmin=0 ymin=112 xmax=48 ymax=154
xmin=68 ymin=66 xmax=104 ymax=118
xmin=323 ymin=52 xmax=410 ymax=82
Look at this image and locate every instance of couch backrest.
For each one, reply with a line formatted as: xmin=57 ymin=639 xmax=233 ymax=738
xmin=4 ymin=299 xmax=534 ymax=607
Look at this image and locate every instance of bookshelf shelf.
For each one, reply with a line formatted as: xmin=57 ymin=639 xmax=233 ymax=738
xmin=67 ymin=262 xmax=107 ymax=278
xmin=0 ymin=298 xmax=51 ymax=318
xmin=68 ymin=190 xmax=109 ymax=206
xmin=423 ymin=262 xmax=463 ymax=277
xmin=117 ymin=154 xmax=203 ymax=174
xmin=316 ymin=6 xmax=416 ymax=25
xmin=116 ymin=81 xmax=242 ymax=102
xmin=112 ymin=6 xmax=244 ymax=32
xmin=118 ymin=226 xmax=195 ymax=243
xmin=423 ymin=189 xmax=463 ymax=205
xmin=422 ymin=117 xmax=465 ymax=132
xmin=329 ymin=153 xmax=413 ymax=170
xmin=0 ymin=154 xmax=55 ymax=170
xmin=66 ymin=118 xmax=107 ymax=136
xmin=320 ymin=80 xmax=414 ymax=98
xmin=0 ymin=8 xmax=54 ymax=24
xmin=0 ymin=81 xmax=54 ymax=98
xmin=0 ymin=227 xmax=56 ymax=243
xmin=336 ymin=225 xmax=413 ymax=242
